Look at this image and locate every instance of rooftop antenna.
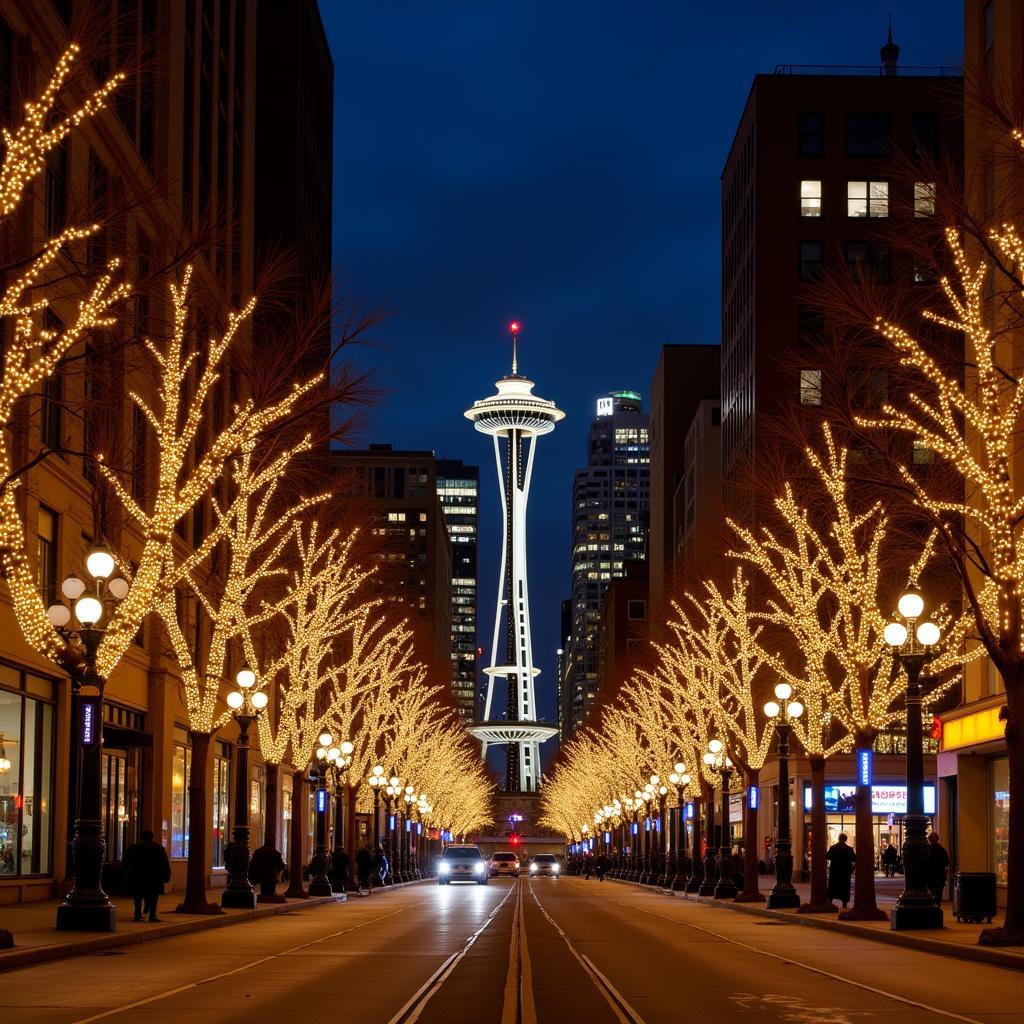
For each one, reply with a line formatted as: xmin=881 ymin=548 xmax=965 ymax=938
xmin=509 ymin=321 xmax=521 ymax=374
xmin=881 ymin=14 xmax=900 ymax=76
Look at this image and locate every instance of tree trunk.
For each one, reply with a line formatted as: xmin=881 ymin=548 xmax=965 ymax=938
xmin=981 ymin=684 xmax=1024 ymax=944
xmin=841 ymin=734 xmax=886 ymax=921
xmin=736 ymin=768 xmax=761 ymax=901
xmin=800 ymin=754 xmax=835 ymax=914
xmin=284 ymin=772 xmax=308 ymax=898
xmin=264 ymin=762 xmax=279 ymax=849
xmin=177 ymin=731 xmax=222 ymax=914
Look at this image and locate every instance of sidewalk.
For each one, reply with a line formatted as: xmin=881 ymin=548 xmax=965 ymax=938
xmin=616 ymin=875 xmax=1024 ymax=971
xmin=0 ymin=879 xmax=423 ymax=973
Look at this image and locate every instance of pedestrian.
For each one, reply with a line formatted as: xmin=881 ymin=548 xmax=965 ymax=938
xmin=596 ymin=853 xmax=607 ymax=881
xmin=355 ymin=845 xmax=372 ymax=895
xmin=330 ymin=847 xmax=350 ymax=894
xmin=248 ymin=839 xmax=286 ymax=901
xmin=371 ymin=845 xmax=388 ymax=888
xmin=825 ymin=832 xmax=856 ymax=910
xmin=881 ymin=842 xmax=899 ymax=878
xmin=584 ymin=855 xmax=592 ymax=880
xmin=927 ymin=832 xmax=950 ymax=906
xmin=123 ymin=829 xmax=171 ymax=923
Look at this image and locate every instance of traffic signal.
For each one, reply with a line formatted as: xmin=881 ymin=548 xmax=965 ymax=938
xmin=510 ymin=833 xmax=521 ymax=846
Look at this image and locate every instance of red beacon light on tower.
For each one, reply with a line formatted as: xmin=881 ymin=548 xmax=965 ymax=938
xmin=509 ymin=321 xmax=521 ymax=334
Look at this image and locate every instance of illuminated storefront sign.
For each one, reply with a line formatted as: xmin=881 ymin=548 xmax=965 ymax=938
xmin=802 ymin=783 xmax=936 ymax=815
xmin=940 ymin=705 xmax=1006 ymax=752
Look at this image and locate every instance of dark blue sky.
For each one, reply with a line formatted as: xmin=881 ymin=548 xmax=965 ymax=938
xmin=320 ymin=2 xmax=963 ymax=729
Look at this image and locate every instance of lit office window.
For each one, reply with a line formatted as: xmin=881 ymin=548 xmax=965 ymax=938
xmin=799 ymin=370 xmax=822 ymax=406
xmin=847 ymin=180 xmax=888 ymax=218
xmin=800 ymin=180 xmax=822 ymax=217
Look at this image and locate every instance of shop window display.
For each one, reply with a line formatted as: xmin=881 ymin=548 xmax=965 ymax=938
xmin=992 ymin=757 xmax=1009 ymax=885
xmin=212 ymin=744 xmax=230 ymax=867
xmin=0 ymin=663 xmax=56 ymax=877
xmin=171 ymin=742 xmax=190 ymax=858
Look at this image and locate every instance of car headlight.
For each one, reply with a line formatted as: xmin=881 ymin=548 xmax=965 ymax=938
xmin=530 ymin=863 xmax=537 ymax=872
xmin=474 ymin=862 xmax=484 ymax=874
xmin=552 ymin=865 xmax=560 ymax=873
xmin=439 ymin=863 xmax=450 ymax=873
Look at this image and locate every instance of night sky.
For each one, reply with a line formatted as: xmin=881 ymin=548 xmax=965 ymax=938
xmin=320 ymin=2 xmax=962 ymax=735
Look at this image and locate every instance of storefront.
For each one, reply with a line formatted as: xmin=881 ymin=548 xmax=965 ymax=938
xmin=937 ymin=696 xmax=1008 ymax=899
xmin=800 ymin=782 xmax=937 ymax=870
xmin=0 ymin=661 xmax=57 ymax=887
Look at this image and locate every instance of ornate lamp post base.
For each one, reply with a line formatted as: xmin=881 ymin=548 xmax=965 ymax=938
xmin=891 ymin=899 xmax=943 ymax=930
xmin=765 ymin=882 xmax=800 ymax=909
xmin=56 ymin=900 xmax=117 ymax=932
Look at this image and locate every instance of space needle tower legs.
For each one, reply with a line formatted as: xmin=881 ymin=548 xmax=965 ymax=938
xmin=465 ymin=323 xmax=563 ymax=793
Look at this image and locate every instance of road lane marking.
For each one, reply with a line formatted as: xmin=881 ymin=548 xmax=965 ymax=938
xmin=579 ymin=882 xmax=986 ymax=1024
xmin=70 ymin=899 xmax=427 ymax=1024
xmin=527 ymin=880 xmax=645 ymax=1024
xmin=502 ymin=880 xmax=537 ymax=1024
xmin=386 ymin=881 xmax=517 ymax=1024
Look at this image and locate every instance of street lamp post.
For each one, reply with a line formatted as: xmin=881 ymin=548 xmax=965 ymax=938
xmin=669 ymin=763 xmax=691 ymax=891
xmin=384 ymin=775 xmax=401 ymax=883
xmin=704 ymin=739 xmax=737 ymax=900
xmin=640 ymin=783 xmax=654 ymax=884
xmin=308 ymin=731 xmax=340 ymax=897
xmin=764 ymin=683 xmax=804 ymax=910
xmin=329 ymin=740 xmax=354 ymax=891
xmin=698 ymin=785 xmax=717 ymax=896
xmin=369 ymin=764 xmax=385 ymax=851
xmin=49 ymin=543 xmax=127 ymax=931
xmin=884 ymin=586 xmax=943 ymax=931
xmin=221 ymin=665 xmax=269 ymax=908
xmin=655 ymin=780 xmax=669 ymax=887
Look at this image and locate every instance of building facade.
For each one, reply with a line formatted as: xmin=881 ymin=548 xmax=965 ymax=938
xmin=565 ymin=391 xmax=650 ymax=734
xmin=329 ymin=446 xmax=453 ymax=679
xmin=435 ymin=459 xmax=480 ymax=723
xmin=934 ymin=0 xmax=1018 ymax=902
xmin=0 ymin=0 xmax=333 ymax=903
xmin=647 ymin=345 xmax=720 ymax=624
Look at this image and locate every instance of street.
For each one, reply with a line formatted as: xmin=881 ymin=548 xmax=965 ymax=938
xmin=6 ymin=879 xmax=1022 ymax=1024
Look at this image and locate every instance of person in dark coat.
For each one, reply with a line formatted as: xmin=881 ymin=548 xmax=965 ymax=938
xmin=330 ymin=848 xmax=350 ymax=893
xmin=595 ymin=854 xmax=608 ymax=881
xmin=123 ymin=829 xmax=171 ymax=922
xmin=927 ymin=832 xmax=951 ymax=905
xmin=881 ymin=843 xmax=899 ymax=878
xmin=355 ymin=846 xmax=372 ymax=895
xmin=372 ymin=846 xmax=388 ymax=888
xmin=249 ymin=840 xmax=286 ymax=900
xmin=825 ymin=833 xmax=856 ymax=909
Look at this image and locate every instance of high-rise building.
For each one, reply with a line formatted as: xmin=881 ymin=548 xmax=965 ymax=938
xmin=0 ymin=0 xmax=335 ymax=904
xmin=935 ymin=0 xmax=1015 ymax=899
xmin=329 ymin=445 xmax=453 ymax=680
xmin=466 ymin=337 xmax=563 ymax=793
xmin=720 ymin=54 xmax=961 ymax=517
xmin=435 ymin=459 xmax=480 ymax=723
xmin=647 ymin=346 xmax=720 ymax=624
xmin=565 ymin=391 xmax=650 ymax=734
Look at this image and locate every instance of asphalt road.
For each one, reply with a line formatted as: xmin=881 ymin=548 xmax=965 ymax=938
xmin=6 ymin=877 xmax=1023 ymax=1023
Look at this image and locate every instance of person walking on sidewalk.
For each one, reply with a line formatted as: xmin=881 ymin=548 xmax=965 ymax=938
xmin=355 ymin=846 xmax=372 ymax=895
xmin=927 ymin=832 xmax=950 ymax=906
xmin=124 ymin=830 xmax=171 ymax=922
xmin=596 ymin=853 xmax=608 ymax=881
xmin=882 ymin=842 xmax=899 ymax=878
xmin=249 ymin=840 xmax=286 ymax=901
xmin=825 ymin=833 xmax=856 ymax=910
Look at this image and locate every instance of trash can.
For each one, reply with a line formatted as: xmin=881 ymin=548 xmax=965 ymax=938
xmin=953 ymin=872 xmax=997 ymax=924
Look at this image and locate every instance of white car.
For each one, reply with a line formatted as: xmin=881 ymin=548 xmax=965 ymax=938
xmin=529 ymin=854 xmax=560 ymax=878
xmin=438 ymin=845 xmax=488 ymax=885
xmin=489 ymin=852 xmax=521 ymax=877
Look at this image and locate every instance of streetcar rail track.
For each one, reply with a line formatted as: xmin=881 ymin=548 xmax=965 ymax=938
xmin=385 ymin=880 xmax=518 ymax=1024
xmin=527 ymin=879 xmax=646 ymax=1024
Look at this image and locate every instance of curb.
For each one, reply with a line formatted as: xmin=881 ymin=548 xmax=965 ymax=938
xmin=0 ymin=884 xmax=432 ymax=974
xmin=608 ymin=877 xmax=1024 ymax=972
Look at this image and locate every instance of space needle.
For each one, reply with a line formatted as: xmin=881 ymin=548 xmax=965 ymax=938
xmin=465 ymin=323 xmax=563 ymax=793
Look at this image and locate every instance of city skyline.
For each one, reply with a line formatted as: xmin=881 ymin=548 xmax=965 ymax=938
xmin=322 ymin=1 xmax=963 ymax=734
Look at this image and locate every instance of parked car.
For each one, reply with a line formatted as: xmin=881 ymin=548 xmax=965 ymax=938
xmin=489 ymin=851 xmax=521 ymax=877
xmin=529 ymin=853 xmax=560 ymax=878
xmin=437 ymin=845 xmax=488 ymax=885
